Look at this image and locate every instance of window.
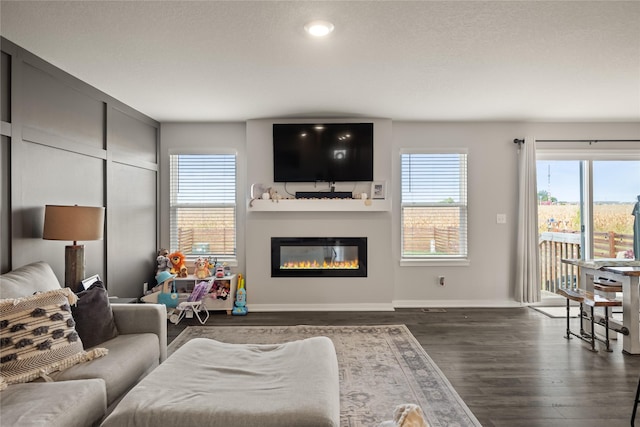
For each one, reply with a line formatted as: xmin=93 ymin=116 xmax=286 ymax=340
xmin=169 ymin=154 xmax=237 ymax=262
xmin=401 ymin=151 xmax=468 ymax=260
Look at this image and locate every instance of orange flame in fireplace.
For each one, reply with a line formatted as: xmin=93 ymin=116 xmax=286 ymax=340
xmin=281 ymin=260 xmax=359 ymax=269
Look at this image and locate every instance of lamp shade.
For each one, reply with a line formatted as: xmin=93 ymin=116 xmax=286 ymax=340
xmin=43 ymin=205 xmax=105 ymax=242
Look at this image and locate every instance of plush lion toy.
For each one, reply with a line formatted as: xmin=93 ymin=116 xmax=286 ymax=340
xmin=168 ymin=251 xmax=188 ymax=277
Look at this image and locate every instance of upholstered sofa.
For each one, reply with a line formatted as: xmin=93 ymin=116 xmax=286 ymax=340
xmin=0 ymin=261 xmax=167 ymax=426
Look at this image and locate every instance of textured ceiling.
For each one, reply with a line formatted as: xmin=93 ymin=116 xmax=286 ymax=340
xmin=1 ymin=1 xmax=639 ymax=122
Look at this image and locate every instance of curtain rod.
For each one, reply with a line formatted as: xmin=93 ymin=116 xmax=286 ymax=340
xmin=513 ymin=138 xmax=640 ymax=144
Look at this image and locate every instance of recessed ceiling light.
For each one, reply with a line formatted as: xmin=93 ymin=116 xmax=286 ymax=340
xmin=304 ymin=20 xmax=334 ymax=37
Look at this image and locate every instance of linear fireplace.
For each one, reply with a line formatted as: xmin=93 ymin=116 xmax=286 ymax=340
xmin=271 ymin=237 xmax=367 ymax=277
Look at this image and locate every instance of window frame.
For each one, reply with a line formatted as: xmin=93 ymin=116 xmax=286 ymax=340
xmin=400 ymin=148 xmax=469 ymax=266
xmin=536 ymin=148 xmax=640 ymax=261
xmin=169 ymin=152 xmax=238 ymax=264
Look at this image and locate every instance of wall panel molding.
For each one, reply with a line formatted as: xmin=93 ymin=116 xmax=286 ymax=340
xmin=1 ymin=121 xmax=11 ymax=137
xmin=22 ymin=126 xmax=107 ymax=160
xmin=110 ymin=154 xmax=159 ymax=172
xmin=2 ymin=36 xmax=160 ymax=296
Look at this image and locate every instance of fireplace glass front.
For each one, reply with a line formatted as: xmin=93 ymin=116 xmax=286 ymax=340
xmin=271 ymin=237 xmax=367 ymax=277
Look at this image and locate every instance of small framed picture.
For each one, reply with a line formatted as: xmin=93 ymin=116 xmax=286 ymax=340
xmin=371 ymin=181 xmax=386 ymax=199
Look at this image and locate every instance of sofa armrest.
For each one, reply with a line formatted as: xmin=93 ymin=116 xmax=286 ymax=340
xmin=111 ymin=303 xmax=167 ymax=363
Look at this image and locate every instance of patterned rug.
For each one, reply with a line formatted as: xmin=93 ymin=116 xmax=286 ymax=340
xmin=168 ymin=325 xmax=481 ymax=427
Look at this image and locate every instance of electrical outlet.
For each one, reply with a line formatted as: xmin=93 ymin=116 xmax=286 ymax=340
xmin=496 ymin=213 xmax=507 ymax=224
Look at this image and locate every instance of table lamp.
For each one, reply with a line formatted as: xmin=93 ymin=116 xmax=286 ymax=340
xmin=43 ymin=205 xmax=105 ymax=292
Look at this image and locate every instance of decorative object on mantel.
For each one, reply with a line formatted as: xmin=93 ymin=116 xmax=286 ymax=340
xmin=249 ymin=182 xmax=268 ymax=207
xmin=43 ymin=205 xmax=105 ymax=292
xmin=249 ymin=183 xmax=282 ymax=207
xmin=371 ymin=181 xmax=386 ymax=199
xmin=268 ymin=187 xmax=282 ymax=202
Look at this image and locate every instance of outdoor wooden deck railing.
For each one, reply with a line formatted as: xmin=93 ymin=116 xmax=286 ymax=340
xmin=177 ymin=227 xmax=235 ymax=256
xmin=539 ymin=231 xmax=634 ymax=293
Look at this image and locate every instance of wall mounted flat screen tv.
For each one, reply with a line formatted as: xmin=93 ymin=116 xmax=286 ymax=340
xmin=273 ymin=123 xmax=374 ymax=182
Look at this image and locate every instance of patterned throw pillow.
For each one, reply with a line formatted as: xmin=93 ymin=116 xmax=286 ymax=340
xmin=0 ymin=288 xmax=107 ymax=390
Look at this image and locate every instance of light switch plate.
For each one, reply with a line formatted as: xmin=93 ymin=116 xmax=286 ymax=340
xmin=497 ymin=213 xmax=507 ymax=224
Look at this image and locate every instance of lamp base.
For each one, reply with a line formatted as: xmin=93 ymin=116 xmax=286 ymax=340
xmin=65 ymin=245 xmax=85 ymax=292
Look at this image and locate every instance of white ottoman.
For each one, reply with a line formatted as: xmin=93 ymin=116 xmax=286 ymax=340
xmin=101 ymin=337 xmax=340 ymax=427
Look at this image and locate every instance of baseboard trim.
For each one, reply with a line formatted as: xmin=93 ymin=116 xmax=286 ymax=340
xmin=393 ymin=299 xmax=524 ymax=308
xmin=247 ymin=300 xmax=524 ymax=311
xmin=247 ymin=303 xmax=395 ymax=312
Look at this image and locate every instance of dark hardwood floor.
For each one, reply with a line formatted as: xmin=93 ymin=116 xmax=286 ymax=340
xmin=167 ymin=307 xmax=640 ymax=427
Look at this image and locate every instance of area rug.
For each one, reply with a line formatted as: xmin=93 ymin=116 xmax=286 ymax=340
xmin=168 ymin=324 xmax=481 ymax=427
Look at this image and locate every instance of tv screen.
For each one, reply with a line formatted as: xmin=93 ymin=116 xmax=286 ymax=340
xmin=273 ymin=123 xmax=374 ymax=182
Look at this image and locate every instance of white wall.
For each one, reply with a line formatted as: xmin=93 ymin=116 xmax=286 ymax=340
xmin=159 ymin=122 xmax=247 ymax=274
xmin=391 ymin=122 xmax=522 ymax=307
xmin=391 ymin=121 xmax=640 ymax=308
xmin=160 ymin=120 xmax=640 ymax=310
xmin=245 ymin=118 xmax=393 ymax=311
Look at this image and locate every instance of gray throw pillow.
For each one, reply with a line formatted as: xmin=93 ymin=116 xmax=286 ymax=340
xmin=71 ymin=281 xmax=118 ymax=348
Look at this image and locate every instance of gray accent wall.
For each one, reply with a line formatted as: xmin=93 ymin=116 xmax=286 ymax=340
xmin=0 ymin=38 xmax=159 ymax=298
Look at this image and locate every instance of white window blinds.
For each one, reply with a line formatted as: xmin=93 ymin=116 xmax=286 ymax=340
xmin=401 ymin=152 xmax=468 ymax=259
xmin=169 ymin=154 xmax=236 ymax=260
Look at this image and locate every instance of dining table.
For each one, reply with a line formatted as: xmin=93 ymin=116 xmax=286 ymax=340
xmin=561 ymin=258 xmax=640 ymax=354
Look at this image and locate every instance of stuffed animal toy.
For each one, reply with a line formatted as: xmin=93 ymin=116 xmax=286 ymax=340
xmin=193 ymin=257 xmax=211 ymax=279
xmin=215 ymin=266 xmax=225 ymax=278
xmin=155 ymin=248 xmax=171 ymax=276
xmin=379 ymin=404 xmax=428 ymax=427
xmin=216 ymin=286 xmax=229 ymax=300
xmin=168 ymin=251 xmax=188 ymax=278
xmin=268 ymin=187 xmax=282 ymax=202
xmin=223 ymin=262 xmax=231 ymax=277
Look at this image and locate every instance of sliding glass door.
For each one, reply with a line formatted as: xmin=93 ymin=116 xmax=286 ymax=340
xmin=592 ymin=161 xmax=639 ymax=259
xmin=536 ymin=157 xmax=639 ymax=294
xmin=536 ymin=160 xmax=582 ymax=293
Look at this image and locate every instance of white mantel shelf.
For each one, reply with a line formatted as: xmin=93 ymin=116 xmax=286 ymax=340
xmin=248 ymin=198 xmax=391 ymax=212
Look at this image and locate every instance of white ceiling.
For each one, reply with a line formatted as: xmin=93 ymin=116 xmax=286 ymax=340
xmin=1 ymin=1 xmax=639 ymax=123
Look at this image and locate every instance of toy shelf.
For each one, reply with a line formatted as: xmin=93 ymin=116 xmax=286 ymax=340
xmin=141 ymin=274 xmax=237 ymax=315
